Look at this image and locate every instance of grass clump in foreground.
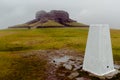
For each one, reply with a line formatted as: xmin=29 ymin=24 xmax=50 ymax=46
xmin=0 ymin=52 xmax=47 ymax=80
xmin=0 ymin=28 xmax=120 ymax=79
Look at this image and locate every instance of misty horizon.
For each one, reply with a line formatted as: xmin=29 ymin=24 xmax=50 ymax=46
xmin=0 ymin=0 xmax=120 ymax=29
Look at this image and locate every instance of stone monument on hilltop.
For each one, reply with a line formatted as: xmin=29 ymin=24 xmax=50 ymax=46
xmin=83 ymin=24 xmax=115 ymax=76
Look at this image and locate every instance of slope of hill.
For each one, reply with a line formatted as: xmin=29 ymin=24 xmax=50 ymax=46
xmin=66 ymin=22 xmax=88 ymax=27
xmin=31 ymin=20 xmax=64 ymax=28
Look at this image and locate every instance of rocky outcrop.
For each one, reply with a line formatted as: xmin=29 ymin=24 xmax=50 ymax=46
xmin=9 ymin=10 xmax=89 ymax=28
xmin=51 ymin=56 xmax=120 ymax=80
xmin=27 ymin=10 xmax=76 ymax=25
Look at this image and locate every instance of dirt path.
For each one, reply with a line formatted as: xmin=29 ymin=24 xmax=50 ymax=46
xmin=20 ymin=49 xmax=120 ymax=80
xmin=20 ymin=49 xmax=83 ymax=80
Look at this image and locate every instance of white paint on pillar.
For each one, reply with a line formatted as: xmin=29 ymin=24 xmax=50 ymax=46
xmin=83 ymin=24 xmax=115 ymax=76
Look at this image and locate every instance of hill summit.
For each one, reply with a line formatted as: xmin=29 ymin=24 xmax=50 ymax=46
xmin=9 ymin=10 xmax=88 ymax=28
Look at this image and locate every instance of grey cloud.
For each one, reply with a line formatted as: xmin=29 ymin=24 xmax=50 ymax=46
xmin=0 ymin=0 xmax=120 ymax=29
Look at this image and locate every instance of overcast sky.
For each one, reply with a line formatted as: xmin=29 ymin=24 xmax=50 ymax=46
xmin=0 ymin=0 xmax=120 ymax=29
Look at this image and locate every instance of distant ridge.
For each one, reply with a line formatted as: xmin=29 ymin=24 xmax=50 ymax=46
xmin=9 ymin=10 xmax=89 ymax=28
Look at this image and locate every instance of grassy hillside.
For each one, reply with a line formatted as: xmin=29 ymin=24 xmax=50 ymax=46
xmin=29 ymin=20 xmax=64 ymax=27
xmin=0 ymin=28 xmax=88 ymax=51
xmin=9 ymin=20 xmax=88 ymax=28
xmin=0 ymin=28 xmax=120 ymax=79
xmin=66 ymin=22 xmax=88 ymax=27
xmin=0 ymin=28 xmax=120 ymax=59
xmin=10 ymin=23 xmax=30 ymax=28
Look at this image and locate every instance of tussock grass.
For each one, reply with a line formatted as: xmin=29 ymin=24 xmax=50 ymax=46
xmin=111 ymin=30 xmax=120 ymax=62
xmin=0 ymin=52 xmax=47 ymax=80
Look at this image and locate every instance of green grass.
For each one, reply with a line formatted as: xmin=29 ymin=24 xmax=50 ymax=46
xmin=10 ymin=20 xmax=87 ymax=28
xmin=0 ymin=28 xmax=120 ymax=79
xmin=0 ymin=52 xmax=47 ymax=80
xmin=29 ymin=20 xmax=64 ymax=27
xmin=0 ymin=28 xmax=120 ymax=58
xmin=111 ymin=29 xmax=120 ymax=62
xmin=0 ymin=28 xmax=88 ymax=51
xmin=66 ymin=22 xmax=88 ymax=26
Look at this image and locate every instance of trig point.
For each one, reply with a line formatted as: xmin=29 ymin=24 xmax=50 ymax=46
xmin=83 ymin=24 xmax=115 ymax=76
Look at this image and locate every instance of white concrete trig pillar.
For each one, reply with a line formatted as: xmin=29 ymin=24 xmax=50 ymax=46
xmin=83 ymin=24 xmax=115 ymax=76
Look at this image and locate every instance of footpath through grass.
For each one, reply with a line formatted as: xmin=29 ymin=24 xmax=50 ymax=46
xmin=0 ymin=28 xmax=120 ymax=79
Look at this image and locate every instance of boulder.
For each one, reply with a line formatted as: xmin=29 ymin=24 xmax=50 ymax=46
xmin=68 ymin=71 xmax=79 ymax=79
xmin=76 ymin=77 xmax=91 ymax=80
